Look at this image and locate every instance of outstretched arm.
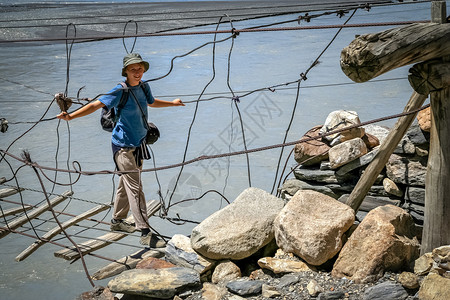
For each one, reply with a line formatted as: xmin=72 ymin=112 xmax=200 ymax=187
xmin=149 ymin=98 xmax=184 ymax=108
xmin=57 ymin=100 xmax=105 ymax=121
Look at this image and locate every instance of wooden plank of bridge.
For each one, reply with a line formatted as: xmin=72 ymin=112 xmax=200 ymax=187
xmin=15 ymin=202 xmax=111 ymax=262
xmin=0 ymin=187 xmax=24 ymax=198
xmin=0 ymin=190 xmax=73 ymax=239
xmin=54 ymin=200 xmax=161 ymax=261
xmin=0 ymin=204 xmax=33 ymax=218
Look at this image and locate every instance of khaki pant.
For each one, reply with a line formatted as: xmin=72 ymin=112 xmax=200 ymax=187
xmin=113 ymin=148 xmax=149 ymax=230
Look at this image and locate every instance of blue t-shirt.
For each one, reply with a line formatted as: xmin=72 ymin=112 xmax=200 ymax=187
xmin=99 ymin=82 xmax=155 ymax=147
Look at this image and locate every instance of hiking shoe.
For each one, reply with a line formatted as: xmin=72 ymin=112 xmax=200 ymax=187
xmin=110 ymin=219 xmax=136 ymax=233
xmin=140 ymin=233 xmax=166 ymax=248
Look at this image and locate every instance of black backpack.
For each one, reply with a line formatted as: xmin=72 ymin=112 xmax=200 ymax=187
xmin=100 ymin=82 xmax=130 ymax=132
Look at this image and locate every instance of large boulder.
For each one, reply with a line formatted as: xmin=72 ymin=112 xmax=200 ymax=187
xmin=107 ymin=267 xmax=200 ymax=299
xmin=332 ymin=205 xmax=420 ymax=283
xmin=191 ymin=187 xmax=285 ymax=260
xmin=274 ymin=190 xmax=355 ymax=265
xmin=294 ymin=125 xmax=330 ymax=166
xmin=418 ymin=273 xmax=450 ymax=300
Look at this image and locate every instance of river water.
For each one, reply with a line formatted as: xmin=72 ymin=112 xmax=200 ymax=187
xmin=0 ymin=1 xmax=439 ymax=299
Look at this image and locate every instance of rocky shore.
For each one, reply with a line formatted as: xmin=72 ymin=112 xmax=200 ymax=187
xmin=78 ymin=108 xmax=449 ymax=300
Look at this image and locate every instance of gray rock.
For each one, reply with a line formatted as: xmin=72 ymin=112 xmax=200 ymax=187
xmin=165 ymin=234 xmax=215 ymax=274
xmin=363 ymin=124 xmax=415 ymax=154
xmin=406 ymin=122 xmax=429 ymax=146
xmin=280 ymin=178 xmax=338 ymax=199
xmin=363 ymin=281 xmax=408 ymax=300
xmin=404 ymin=187 xmax=425 ymax=205
xmin=318 ymin=291 xmax=346 ymax=300
xmin=293 ymin=167 xmax=357 ymax=184
xmin=386 ymin=154 xmax=427 ymax=187
xmin=226 ymin=279 xmax=264 ymax=296
xmin=191 ymin=187 xmax=285 ymax=260
xmin=277 ymin=274 xmax=300 ymax=289
xmin=107 ymin=267 xmax=200 ymax=299
xmin=338 ymin=194 xmax=400 ymax=213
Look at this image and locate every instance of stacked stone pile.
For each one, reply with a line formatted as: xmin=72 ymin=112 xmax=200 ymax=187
xmin=284 ymin=108 xmax=431 ymax=227
xmin=80 ymin=185 xmax=449 ymax=300
xmin=77 ymin=108 xmax=450 ymax=300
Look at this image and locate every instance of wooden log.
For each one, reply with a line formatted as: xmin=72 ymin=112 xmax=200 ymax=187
xmin=346 ymin=92 xmax=427 ymax=211
xmin=91 ymin=248 xmax=164 ymax=281
xmin=0 ymin=187 xmax=24 ymax=198
xmin=54 ymin=200 xmax=161 ymax=261
xmin=0 ymin=177 xmax=5 ymax=184
xmin=0 ymin=190 xmax=73 ymax=239
xmin=15 ymin=202 xmax=110 ymax=262
xmin=340 ymin=23 xmax=450 ymax=82
xmin=422 ymin=60 xmax=450 ymax=254
xmin=409 ymin=60 xmax=450 ymax=95
xmin=0 ymin=204 xmax=33 ymax=218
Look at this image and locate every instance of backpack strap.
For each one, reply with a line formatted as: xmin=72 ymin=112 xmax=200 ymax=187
xmin=115 ymin=82 xmax=129 ymax=120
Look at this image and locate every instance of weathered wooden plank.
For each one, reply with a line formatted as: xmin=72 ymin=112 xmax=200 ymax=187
xmin=54 ymin=200 xmax=161 ymax=261
xmin=0 ymin=190 xmax=73 ymax=239
xmin=346 ymin=92 xmax=427 ymax=211
xmin=341 ymin=23 xmax=450 ymax=82
xmin=409 ymin=61 xmax=450 ymax=95
xmin=421 ymin=1 xmax=450 ymax=254
xmin=0 ymin=204 xmax=33 ymax=218
xmin=422 ymin=62 xmax=450 ymax=254
xmin=91 ymin=248 xmax=164 ymax=281
xmin=0 ymin=187 xmax=24 ymax=198
xmin=15 ymin=202 xmax=110 ymax=262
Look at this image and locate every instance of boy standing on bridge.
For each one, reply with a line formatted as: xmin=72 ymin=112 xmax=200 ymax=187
xmin=57 ymin=53 xmax=184 ymax=248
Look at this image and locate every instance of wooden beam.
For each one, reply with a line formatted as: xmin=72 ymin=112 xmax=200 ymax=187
xmin=0 ymin=187 xmax=24 ymax=198
xmin=431 ymin=1 xmax=447 ymax=24
xmin=422 ymin=72 xmax=450 ymax=253
xmin=409 ymin=60 xmax=450 ymax=95
xmin=0 ymin=191 xmax=73 ymax=239
xmin=346 ymin=92 xmax=427 ymax=211
xmin=0 ymin=204 xmax=33 ymax=218
xmin=340 ymin=23 xmax=450 ymax=82
xmin=54 ymin=200 xmax=161 ymax=261
xmin=15 ymin=202 xmax=110 ymax=262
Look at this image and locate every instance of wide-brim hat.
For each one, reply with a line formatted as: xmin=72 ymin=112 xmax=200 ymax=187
xmin=121 ymin=53 xmax=149 ymax=77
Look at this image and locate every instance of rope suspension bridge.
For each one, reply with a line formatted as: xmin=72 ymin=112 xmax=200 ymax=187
xmin=0 ymin=0 xmax=437 ymax=291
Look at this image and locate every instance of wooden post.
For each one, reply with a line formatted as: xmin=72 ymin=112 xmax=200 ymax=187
xmin=345 ymin=92 xmax=427 ymax=211
xmin=421 ymin=1 xmax=450 ymax=254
